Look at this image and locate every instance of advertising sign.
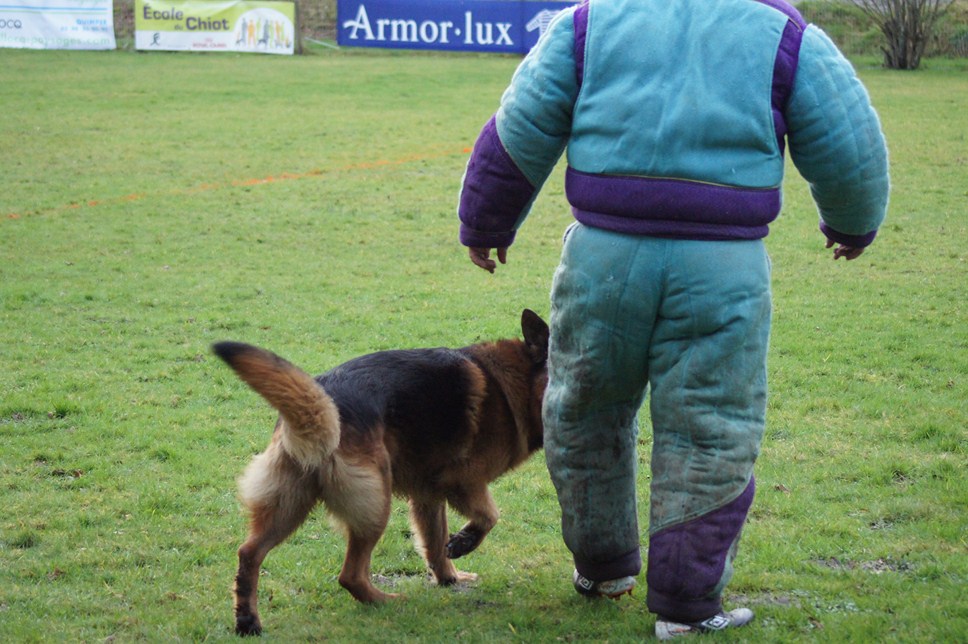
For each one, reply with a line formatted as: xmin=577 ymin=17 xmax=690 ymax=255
xmin=338 ymin=0 xmax=578 ymax=54
xmin=135 ymin=0 xmax=295 ymax=54
xmin=0 ymin=0 xmax=116 ymax=50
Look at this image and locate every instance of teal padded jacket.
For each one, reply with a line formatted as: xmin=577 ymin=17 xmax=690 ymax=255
xmin=458 ymin=0 xmax=889 ymax=249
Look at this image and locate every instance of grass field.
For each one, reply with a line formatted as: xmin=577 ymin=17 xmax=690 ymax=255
xmin=1 ymin=46 xmax=966 ymax=642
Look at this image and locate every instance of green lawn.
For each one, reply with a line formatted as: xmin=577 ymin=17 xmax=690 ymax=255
xmin=1 ymin=47 xmax=965 ymax=641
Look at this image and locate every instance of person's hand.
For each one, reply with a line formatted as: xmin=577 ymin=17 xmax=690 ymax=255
xmin=468 ymin=247 xmax=508 ymax=273
xmin=826 ymin=238 xmax=864 ymax=261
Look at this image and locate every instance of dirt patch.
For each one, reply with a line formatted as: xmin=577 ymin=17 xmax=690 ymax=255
xmin=813 ymin=557 xmax=913 ymax=574
xmin=727 ymin=592 xmax=802 ymax=608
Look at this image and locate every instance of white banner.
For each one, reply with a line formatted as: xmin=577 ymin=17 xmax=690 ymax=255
xmin=0 ymin=0 xmax=116 ymax=50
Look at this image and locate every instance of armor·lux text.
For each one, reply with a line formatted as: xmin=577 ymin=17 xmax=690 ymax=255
xmin=342 ymin=4 xmax=514 ymax=46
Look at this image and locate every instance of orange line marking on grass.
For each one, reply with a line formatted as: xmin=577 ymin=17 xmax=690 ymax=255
xmin=2 ymin=147 xmax=471 ymax=222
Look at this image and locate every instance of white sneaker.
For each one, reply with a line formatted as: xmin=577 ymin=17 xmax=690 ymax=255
xmin=572 ymin=570 xmax=636 ymax=598
xmin=655 ymin=607 xmax=755 ymax=639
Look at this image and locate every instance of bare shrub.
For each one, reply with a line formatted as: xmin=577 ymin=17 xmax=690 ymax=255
xmin=853 ymin=0 xmax=959 ymax=68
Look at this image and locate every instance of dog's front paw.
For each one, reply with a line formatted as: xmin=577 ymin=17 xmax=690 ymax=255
xmin=235 ymin=615 xmax=263 ymax=637
xmin=446 ymin=527 xmax=484 ymax=559
xmin=436 ymin=570 xmax=479 ymax=586
xmin=455 ymin=570 xmax=479 ymax=585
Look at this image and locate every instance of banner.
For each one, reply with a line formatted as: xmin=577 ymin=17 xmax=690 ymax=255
xmin=0 ymin=0 xmax=116 ymax=50
xmin=338 ymin=0 xmax=578 ymax=54
xmin=135 ymin=0 xmax=295 ymax=54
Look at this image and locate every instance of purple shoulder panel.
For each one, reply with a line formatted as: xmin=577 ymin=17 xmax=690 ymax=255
xmin=573 ymin=1 xmax=589 ymax=87
xmin=761 ymin=0 xmax=807 ymax=153
xmin=752 ymin=0 xmax=806 ymax=26
xmin=771 ymin=20 xmax=805 ymax=153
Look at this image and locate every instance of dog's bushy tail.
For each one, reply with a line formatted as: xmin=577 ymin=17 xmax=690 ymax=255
xmin=213 ymin=342 xmax=340 ymax=469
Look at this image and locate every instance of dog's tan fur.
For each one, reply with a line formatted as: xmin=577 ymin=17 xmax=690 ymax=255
xmin=213 ymin=310 xmax=549 ymax=636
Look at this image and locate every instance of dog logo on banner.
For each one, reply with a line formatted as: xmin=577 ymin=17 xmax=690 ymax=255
xmin=525 ymin=9 xmax=563 ymax=38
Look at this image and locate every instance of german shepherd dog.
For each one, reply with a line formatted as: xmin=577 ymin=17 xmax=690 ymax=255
xmin=213 ymin=310 xmax=549 ymax=636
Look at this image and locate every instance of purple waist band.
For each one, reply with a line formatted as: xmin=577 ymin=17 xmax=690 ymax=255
xmin=565 ymin=168 xmax=782 ymax=241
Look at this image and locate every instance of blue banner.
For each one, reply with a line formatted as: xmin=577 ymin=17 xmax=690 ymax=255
xmin=337 ymin=0 xmax=577 ymax=54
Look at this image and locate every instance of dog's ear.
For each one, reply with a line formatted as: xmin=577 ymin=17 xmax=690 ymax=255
xmin=521 ymin=309 xmax=549 ymax=364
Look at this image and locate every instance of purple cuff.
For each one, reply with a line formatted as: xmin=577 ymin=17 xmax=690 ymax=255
xmin=820 ymin=221 xmax=878 ymax=248
xmin=566 ymin=168 xmax=781 ymax=241
xmin=459 ymin=225 xmax=517 ymax=249
xmin=458 ymin=116 xmax=536 ymax=248
xmin=646 ymin=479 xmax=756 ymax=622
xmin=574 ymin=547 xmax=642 ymax=583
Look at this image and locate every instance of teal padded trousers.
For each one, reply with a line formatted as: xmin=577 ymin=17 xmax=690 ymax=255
xmin=543 ymin=224 xmax=771 ymax=621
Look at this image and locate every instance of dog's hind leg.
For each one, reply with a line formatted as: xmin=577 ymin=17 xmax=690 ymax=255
xmin=234 ymin=448 xmax=318 ymax=636
xmin=410 ymin=499 xmax=478 ymax=585
xmin=445 ymin=484 xmax=499 ymax=560
xmin=338 ymin=527 xmax=396 ymax=603
xmin=235 ymin=491 xmax=317 ymax=635
xmin=328 ymin=452 xmax=397 ymax=603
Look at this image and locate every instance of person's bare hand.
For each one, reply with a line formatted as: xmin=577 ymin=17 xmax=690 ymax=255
xmin=826 ymin=238 xmax=864 ymax=261
xmin=468 ymin=247 xmax=508 ymax=273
